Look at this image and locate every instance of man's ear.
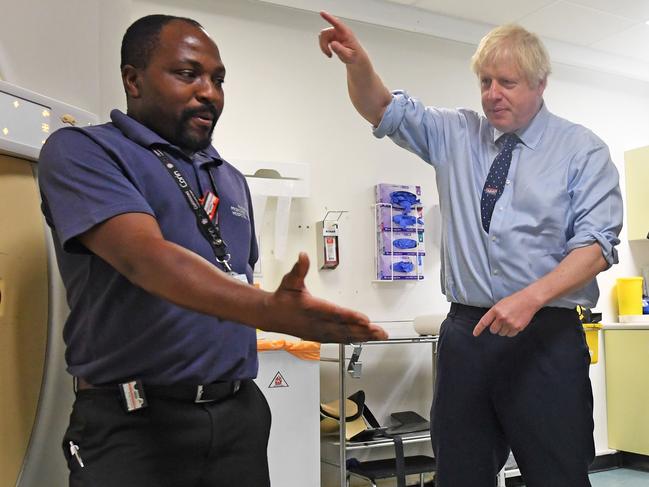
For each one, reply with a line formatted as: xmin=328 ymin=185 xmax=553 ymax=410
xmin=122 ymin=65 xmax=142 ymax=99
xmin=536 ymin=77 xmax=547 ymax=97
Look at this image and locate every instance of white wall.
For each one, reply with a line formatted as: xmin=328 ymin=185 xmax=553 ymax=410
xmin=3 ymin=0 xmax=649 ymax=483
xmin=0 ymin=0 xmax=102 ymax=113
xmin=0 ymin=0 xmax=133 ymax=119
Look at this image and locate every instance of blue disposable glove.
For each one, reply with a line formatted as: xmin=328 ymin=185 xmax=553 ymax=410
xmin=393 ymin=261 xmax=414 ymax=273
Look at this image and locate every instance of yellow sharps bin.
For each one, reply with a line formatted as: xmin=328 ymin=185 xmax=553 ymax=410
xmin=583 ymin=323 xmax=602 ymax=364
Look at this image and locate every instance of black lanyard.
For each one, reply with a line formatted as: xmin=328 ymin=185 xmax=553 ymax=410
xmin=151 ymin=147 xmax=233 ymax=273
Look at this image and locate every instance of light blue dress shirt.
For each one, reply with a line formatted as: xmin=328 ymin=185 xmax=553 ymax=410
xmin=374 ymin=91 xmax=623 ymax=309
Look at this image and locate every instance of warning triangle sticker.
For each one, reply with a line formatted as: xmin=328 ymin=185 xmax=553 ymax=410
xmin=268 ymin=371 xmax=289 ymax=388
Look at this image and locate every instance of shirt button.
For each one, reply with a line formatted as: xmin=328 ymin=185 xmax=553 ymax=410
xmin=505 ymin=179 xmax=511 ymax=185
xmin=493 ymin=269 xmax=500 ymax=276
xmin=491 ymin=236 xmax=497 ymax=241
xmin=499 ymin=206 xmax=504 ymax=211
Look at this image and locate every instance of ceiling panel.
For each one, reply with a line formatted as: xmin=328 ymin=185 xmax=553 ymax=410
xmin=591 ymin=23 xmax=649 ymax=63
xmin=568 ymin=0 xmax=649 ymax=20
xmin=410 ymin=0 xmax=554 ymax=26
xmin=518 ymin=2 xmax=636 ymax=46
xmin=260 ymin=0 xmax=649 ymax=82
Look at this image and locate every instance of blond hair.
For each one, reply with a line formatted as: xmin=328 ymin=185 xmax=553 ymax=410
xmin=471 ymin=24 xmax=551 ymax=88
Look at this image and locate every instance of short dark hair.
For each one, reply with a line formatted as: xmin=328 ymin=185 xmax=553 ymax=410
xmin=120 ymin=14 xmax=203 ymax=69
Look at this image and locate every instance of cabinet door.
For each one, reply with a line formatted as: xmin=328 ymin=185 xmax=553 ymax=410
xmin=624 ymin=146 xmax=649 ymax=240
xmin=605 ymin=330 xmax=649 ymax=454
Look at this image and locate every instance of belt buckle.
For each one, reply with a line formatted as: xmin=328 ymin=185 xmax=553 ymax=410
xmin=195 ymin=385 xmax=212 ymax=403
xmin=194 ymin=381 xmax=240 ymax=403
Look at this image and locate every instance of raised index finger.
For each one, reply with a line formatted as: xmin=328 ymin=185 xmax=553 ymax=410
xmin=320 ymin=11 xmax=348 ymax=33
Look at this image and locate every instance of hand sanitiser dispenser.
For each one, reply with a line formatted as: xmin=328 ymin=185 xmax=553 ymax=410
xmin=316 ymin=211 xmax=346 ymax=270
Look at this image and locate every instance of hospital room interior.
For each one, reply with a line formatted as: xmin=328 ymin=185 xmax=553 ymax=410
xmin=3 ymin=0 xmax=649 ymax=486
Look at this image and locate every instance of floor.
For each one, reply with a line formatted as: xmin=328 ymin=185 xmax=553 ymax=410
xmin=589 ymin=468 xmax=649 ymax=486
xmin=507 ymin=468 xmax=649 ymax=487
xmin=390 ymin=466 xmax=649 ymax=486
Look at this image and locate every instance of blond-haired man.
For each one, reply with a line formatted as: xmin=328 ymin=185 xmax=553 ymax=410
xmin=319 ymin=12 xmax=622 ymax=487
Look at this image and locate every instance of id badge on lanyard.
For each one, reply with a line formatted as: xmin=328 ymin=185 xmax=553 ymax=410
xmin=200 ymin=191 xmax=219 ymax=222
xmin=229 ymin=272 xmax=249 ymax=284
xmin=153 ymin=148 xmax=251 ymax=283
xmin=198 ymin=191 xmax=247 ymax=283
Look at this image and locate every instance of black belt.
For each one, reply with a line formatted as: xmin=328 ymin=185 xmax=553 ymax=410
xmin=450 ymin=302 xmax=578 ymax=321
xmin=449 ymin=302 xmax=491 ymax=319
xmin=76 ymin=377 xmax=242 ymax=404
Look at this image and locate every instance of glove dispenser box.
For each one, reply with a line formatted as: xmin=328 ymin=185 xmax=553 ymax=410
xmin=374 ymin=183 xmax=425 ymax=281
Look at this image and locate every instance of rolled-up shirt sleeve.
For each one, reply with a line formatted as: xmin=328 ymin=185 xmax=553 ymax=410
xmin=566 ymin=137 xmax=623 ymax=267
xmin=373 ymin=90 xmax=482 ymax=171
xmin=373 ymin=91 xmax=412 ymax=139
xmin=372 ymin=90 xmax=444 ymax=166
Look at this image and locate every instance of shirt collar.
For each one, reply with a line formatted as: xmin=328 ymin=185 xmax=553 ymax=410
xmin=110 ymin=109 xmax=223 ymax=167
xmin=491 ymin=101 xmax=549 ymax=150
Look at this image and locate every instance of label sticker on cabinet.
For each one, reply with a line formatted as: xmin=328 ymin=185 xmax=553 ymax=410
xmin=268 ymin=371 xmax=289 ymax=388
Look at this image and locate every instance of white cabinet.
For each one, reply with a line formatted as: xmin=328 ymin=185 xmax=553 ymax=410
xmin=256 ymin=348 xmax=320 ymax=487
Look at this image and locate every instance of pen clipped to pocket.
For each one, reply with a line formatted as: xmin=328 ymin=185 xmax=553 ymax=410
xmin=69 ymin=441 xmax=84 ymax=468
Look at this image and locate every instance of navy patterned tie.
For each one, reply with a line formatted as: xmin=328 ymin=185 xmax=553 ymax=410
xmin=480 ymin=133 xmax=519 ymax=233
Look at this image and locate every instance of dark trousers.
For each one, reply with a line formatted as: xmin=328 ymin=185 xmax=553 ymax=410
xmin=431 ymin=303 xmax=594 ymax=487
xmin=62 ymin=379 xmax=271 ymax=487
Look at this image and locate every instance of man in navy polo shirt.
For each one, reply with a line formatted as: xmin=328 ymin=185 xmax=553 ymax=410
xmin=39 ymin=14 xmax=386 ymax=487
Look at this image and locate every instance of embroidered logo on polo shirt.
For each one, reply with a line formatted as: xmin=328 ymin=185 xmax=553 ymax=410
xmin=231 ymin=204 xmax=250 ymax=221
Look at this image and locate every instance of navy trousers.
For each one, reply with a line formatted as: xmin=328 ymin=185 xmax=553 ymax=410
xmin=431 ymin=303 xmax=594 ymax=487
xmin=62 ymin=379 xmax=271 ymax=487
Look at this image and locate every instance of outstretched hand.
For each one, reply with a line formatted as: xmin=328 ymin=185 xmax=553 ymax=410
xmin=264 ymin=252 xmax=387 ymax=343
xmin=318 ymin=11 xmax=365 ymax=64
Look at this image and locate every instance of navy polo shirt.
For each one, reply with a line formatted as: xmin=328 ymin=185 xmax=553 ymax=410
xmin=38 ymin=109 xmax=259 ymax=385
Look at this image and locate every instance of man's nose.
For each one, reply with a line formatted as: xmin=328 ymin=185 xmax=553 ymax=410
xmin=195 ymin=76 xmax=220 ymax=103
xmin=487 ymin=82 xmax=502 ymax=100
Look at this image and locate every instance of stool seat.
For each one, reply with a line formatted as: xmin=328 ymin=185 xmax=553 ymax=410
xmin=348 ymin=454 xmax=436 ymax=481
